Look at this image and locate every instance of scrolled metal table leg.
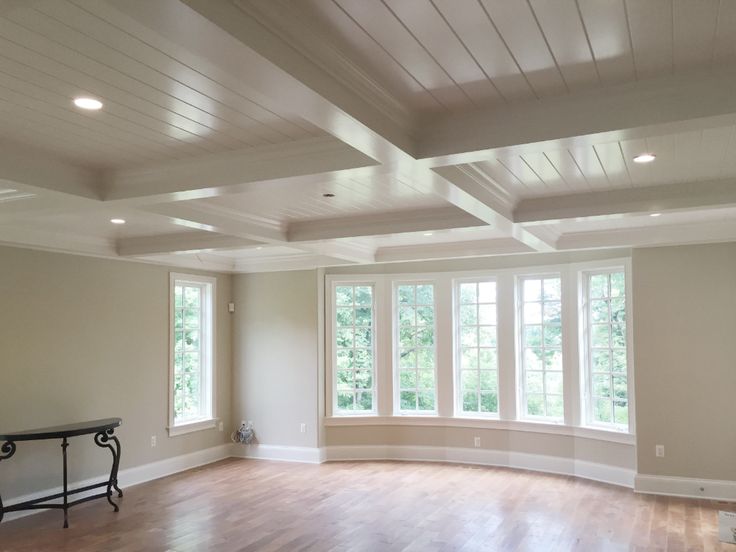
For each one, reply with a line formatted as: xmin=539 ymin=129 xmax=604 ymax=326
xmin=94 ymin=429 xmax=122 ymax=512
xmin=0 ymin=441 xmax=17 ymax=524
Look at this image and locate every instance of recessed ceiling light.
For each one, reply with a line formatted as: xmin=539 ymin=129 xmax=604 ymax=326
xmin=633 ymin=153 xmax=656 ymax=163
xmin=649 ymin=213 xmax=661 ymax=217
xmin=256 ymin=246 xmax=263 ymax=250
xmin=322 ymin=193 xmax=335 ymax=198
xmin=110 ymin=218 xmax=126 ymax=224
xmin=73 ymin=97 xmax=103 ymax=110
xmin=423 ymin=232 xmax=433 ymax=237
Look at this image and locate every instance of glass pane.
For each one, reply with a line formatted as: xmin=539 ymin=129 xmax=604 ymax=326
xmin=463 ymin=391 xmax=478 ymax=412
xmin=354 ymin=307 xmax=372 ymax=326
xmin=336 ymin=307 xmax=353 ymax=327
xmin=611 ymin=324 xmax=626 ymax=348
xmin=417 ymin=390 xmax=435 ymax=410
xmin=354 ymin=349 xmax=372 ymax=369
xmin=354 ymin=328 xmax=372 ymax=348
xmin=356 ymin=391 xmax=372 ymax=410
xmin=478 ymin=281 xmax=496 ymax=303
xmin=543 ymin=301 xmax=561 ymax=324
xmin=183 ymin=352 xmax=199 ymax=373
xmin=591 ymin=300 xmax=609 ymax=323
xmin=336 ymin=349 xmax=352 ymax=369
xmin=478 ymin=326 xmax=497 ymax=347
xmin=543 ymin=278 xmax=561 ymax=301
xmin=478 ymin=348 xmax=497 ymax=370
xmin=478 ymin=304 xmax=496 ymax=325
xmin=174 ymin=331 xmax=184 ymax=352
xmin=174 ymin=353 xmax=183 ymax=373
xmin=337 ymin=392 xmax=354 ymax=409
xmin=526 ymin=394 xmax=544 ymax=416
xmin=593 ymin=374 xmax=611 ymax=398
xmin=546 ymin=395 xmax=563 ymax=418
xmin=461 ymin=348 xmax=478 ymax=370
xmin=479 ymin=370 xmax=497 ymax=392
xmin=417 ymin=327 xmax=434 ymax=347
xmin=594 ymin=398 xmax=612 ymax=423
xmin=460 ymin=283 xmax=477 ymax=304
xmin=524 ymin=302 xmax=542 ymax=324
xmin=524 ymin=279 xmax=542 ymax=301
xmin=524 ymin=326 xmax=542 ymax=347
xmin=610 ymin=298 xmax=626 ymax=323
xmin=592 ymin=349 xmax=611 ymax=371
xmin=543 ymin=325 xmax=562 ymax=347
xmin=480 ymin=392 xmax=497 ymax=413
xmin=174 ymin=310 xmax=184 ymax=329
xmin=612 ymin=350 xmax=627 ymax=372
xmin=417 ymin=348 xmax=434 ymax=370
xmin=612 ymin=375 xmax=628 ymax=400
xmin=418 ymin=369 xmax=435 ymax=389
xmin=416 ymin=285 xmax=434 ymax=305
xmin=400 ymin=391 xmax=416 ymax=410
xmin=354 ymin=286 xmax=372 ymax=306
xmin=184 ymin=286 xmax=200 ymax=309
xmin=335 ymin=286 xmax=353 ymax=305
xmin=544 ymin=349 xmax=563 ymax=371
xmin=526 ymin=371 xmax=543 ymax=393
xmin=355 ymin=370 xmax=372 ymax=389
xmin=398 ymin=285 xmax=414 ymax=304
xmin=590 ymin=274 xmax=608 ymax=298
xmin=460 ymin=304 xmax=477 ymax=326
xmin=461 ymin=370 xmax=479 ymax=391
xmin=399 ymin=327 xmax=415 ymax=348
xmin=336 ymin=328 xmax=353 ymax=348
xmin=416 ymin=306 xmax=434 ymax=326
xmin=461 ymin=326 xmax=478 ymax=347
xmin=174 ymin=286 xmax=183 ymax=308
xmin=399 ymin=306 xmax=415 ymax=326
xmin=399 ymin=370 xmax=417 ymax=389
xmin=184 ymin=330 xmax=199 ymax=351
xmin=610 ymin=272 xmax=625 ymax=298
xmin=591 ymin=325 xmax=610 ymax=348
xmin=613 ymin=400 xmax=628 ymax=425
xmin=524 ymin=348 xmax=543 ymax=370
xmin=336 ymin=370 xmax=353 ymax=390
xmin=545 ymin=372 xmax=563 ymax=395
xmin=399 ymin=350 xmax=416 ymax=369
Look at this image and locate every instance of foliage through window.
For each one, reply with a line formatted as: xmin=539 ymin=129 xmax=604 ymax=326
xmin=171 ymin=274 xmax=215 ymax=429
xmin=457 ymin=280 xmax=498 ymax=415
xmin=585 ymin=271 xmax=628 ymax=428
xmin=335 ymin=285 xmax=375 ymax=412
xmin=519 ymin=276 xmax=563 ymax=420
xmin=396 ymin=284 xmax=436 ymax=412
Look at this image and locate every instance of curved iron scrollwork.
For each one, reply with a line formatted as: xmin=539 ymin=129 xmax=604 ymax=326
xmin=94 ymin=429 xmax=123 ymax=510
xmin=0 ymin=441 xmax=15 ymax=462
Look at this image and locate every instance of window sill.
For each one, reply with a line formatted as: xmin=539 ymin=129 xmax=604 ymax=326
xmin=323 ymin=416 xmax=635 ymax=445
xmin=168 ymin=418 xmax=218 ymax=437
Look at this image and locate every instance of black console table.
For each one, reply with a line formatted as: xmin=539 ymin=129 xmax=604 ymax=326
xmin=0 ymin=418 xmax=123 ymax=528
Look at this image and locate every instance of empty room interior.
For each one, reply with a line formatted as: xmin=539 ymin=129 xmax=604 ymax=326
xmin=1 ymin=0 xmax=736 ymax=550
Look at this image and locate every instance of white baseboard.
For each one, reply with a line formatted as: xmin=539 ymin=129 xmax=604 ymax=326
xmin=635 ymin=473 xmax=736 ymax=502
xmin=230 ymin=443 xmax=324 ymax=464
xmin=3 ymin=443 xmax=232 ymax=522
xmin=323 ymin=445 xmax=635 ymax=489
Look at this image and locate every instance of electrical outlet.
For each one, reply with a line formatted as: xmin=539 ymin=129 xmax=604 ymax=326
xmin=218 ymin=421 xmax=224 ymax=432
xmin=150 ymin=435 xmax=157 ymax=448
xmin=300 ymin=423 xmax=306 ymax=433
xmin=655 ymin=444 xmax=665 ymax=457
xmin=474 ymin=436 xmax=481 ymax=448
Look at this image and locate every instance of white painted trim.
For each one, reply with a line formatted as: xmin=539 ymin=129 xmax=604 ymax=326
xmin=3 ymin=443 xmax=232 ymax=521
xmin=635 ymin=473 xmax=736 ymax=502
xmin=323 ymin=445 xmax=635 ymax=489
xmin=231 ymin=443 xmax=324 ymax=464
xmin=322 ymin=415 xmax=635 ymax=444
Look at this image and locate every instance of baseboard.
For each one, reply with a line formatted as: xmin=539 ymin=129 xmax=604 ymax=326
xmin=3 ymin=443 xmax=232 ymax=522
xmin=230 ymin=443 xmax=324 ymax=464
xmin=635 ymin=473 xmax=736 ymax=502
xmin=323 ymin=445 xmax=635 ymax=489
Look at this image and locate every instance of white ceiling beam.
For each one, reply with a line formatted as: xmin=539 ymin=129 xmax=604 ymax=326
xmin=417 ymin=67 xmax=736 ymax=165
xmin=116 ymin=231 xmax=261 ymax=257
xmin=0 ymin=139 xmax=101 ymax=200
xmin=286 ymin=207 xmax=485 ymax=242
xmin=375 ymin=238 xmax=533 ymax=264
xmin=103 ymin=136 xmax=377 ymax=203
xmin=514 ymin=179 xmax=736 ymax=224
xmin=297 ymin=241 xmax=375 ymax=265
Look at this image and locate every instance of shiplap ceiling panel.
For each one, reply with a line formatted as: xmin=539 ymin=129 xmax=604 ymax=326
xmin=672 ymin=0 xmax=719 ymax=71
xmin=199 ymin=173 xmax=447 ymax=225
xmin=0 ymin=0 xmax=322 ymax=168
xmin=625 ymin=0 xmax=674 ymax=78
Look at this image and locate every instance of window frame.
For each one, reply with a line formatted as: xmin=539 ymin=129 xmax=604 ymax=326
xmin=579 ymin=264 xmax=635 ymax=433
xmin=516 ymin=272 xmax=565 ymax=423
xmin=453 ymin=277 xmax=500 ymax=418
xmin=329 ymin=279 xmax=379 ymax=416
xmin=168 ymin=272 xmax=217 ymax=437
xmin=392 ymin=280 xmax=439 ymax=416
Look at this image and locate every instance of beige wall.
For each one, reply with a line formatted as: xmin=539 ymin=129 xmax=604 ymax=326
xmin=0 ymin=246 xmax=232 ymax=500
xmin=232 ymin=270 xmax=319 ymax=448
xmin=633 ymin=243 xmax=736 ymax=481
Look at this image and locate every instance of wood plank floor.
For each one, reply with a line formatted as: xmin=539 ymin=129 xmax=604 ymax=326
xmin=0 ymin=458 xmax=733 ymax=551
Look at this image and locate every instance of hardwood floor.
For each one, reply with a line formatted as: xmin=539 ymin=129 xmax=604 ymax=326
xmin=0 ymin=458 xmax=733 ymax=551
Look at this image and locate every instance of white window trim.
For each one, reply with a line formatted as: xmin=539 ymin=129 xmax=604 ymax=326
xmin=452 ymin=276 xmax=500 ymax=419
xmin=577 ymin=260 xmax=635 ymax=434
xmin=392 ymin=279 xmax=439 ymax=416
xmin=327 ymin=278 xmax=379 ymax=417
xmin=168 ymin=272 xmax=217 ymax=437
xmin=515 ymin=272 xmax=565 ymax=424
xmin=323 ymin=259 xmax=635 ymax=443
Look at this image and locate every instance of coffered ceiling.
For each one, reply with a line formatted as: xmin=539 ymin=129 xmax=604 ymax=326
xmin=1 ymin=0 xmax=736 ymax=272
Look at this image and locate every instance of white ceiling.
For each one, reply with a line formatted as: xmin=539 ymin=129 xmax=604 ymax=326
xmin=0 ymin=0 xmax=736 ymax=273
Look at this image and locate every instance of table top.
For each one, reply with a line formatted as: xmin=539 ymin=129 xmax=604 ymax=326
xmin=0 ymin=418 xmax=122 ymax=441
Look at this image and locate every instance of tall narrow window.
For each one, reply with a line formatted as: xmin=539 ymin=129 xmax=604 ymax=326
xmin=396 ymin=283 xmax=436 ymax=413
xmin=170 ymin=273 xmax=216 ymax=434
xmin=334 ymin=284 xmax=375 ymax=413
xmin=584 ymin=270 xmax=629 ymax=428
xmin=519 ymin=276 xmax=563 ymax=420
xmin=456 ymin=280 xmax=498 ymax=416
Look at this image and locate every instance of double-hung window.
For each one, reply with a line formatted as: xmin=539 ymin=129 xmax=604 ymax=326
xmin=395 ymin=283 xmax=437 ymax=413
xmin=334 ymin=284 xmax=376 ymax=413
xmin=170 ymin=273 xmax=216 ymax=434
xmin=518 ymin=275 xmax=563 ymax=421
xmin=456 ymin=280 xmax=499 ymax=416
xmin=582 ymin=270 xmax=629 ymax=429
